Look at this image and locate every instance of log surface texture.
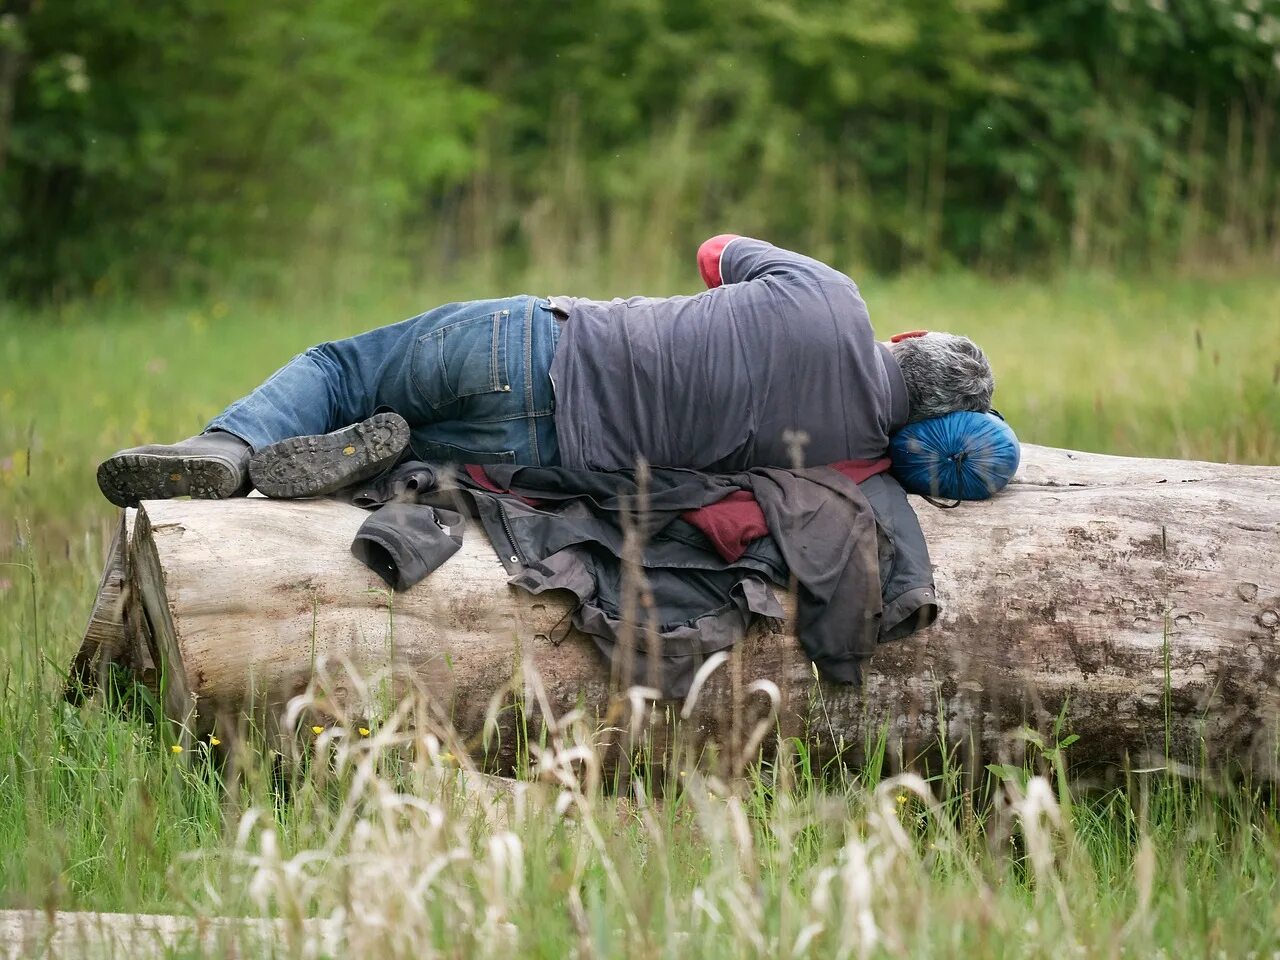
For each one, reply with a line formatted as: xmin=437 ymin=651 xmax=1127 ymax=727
xmin=119 ymin=444 xmax=1280 ymax=772
xmin=0 ymin=910 xmax=340 ymax=960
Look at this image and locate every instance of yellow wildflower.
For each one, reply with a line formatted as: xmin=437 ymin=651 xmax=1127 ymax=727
xmin=358 ymin=727 xmax=371 ymax=737
xmin=209 ymin=736 xmax=222 ymax=747
xmin=311 ymin=725 xmax=324 ymax=735
xmin=896 ymin=793 xmax=908 ymax=805
xmin=170 ymin=744 xmax=183 ymax=754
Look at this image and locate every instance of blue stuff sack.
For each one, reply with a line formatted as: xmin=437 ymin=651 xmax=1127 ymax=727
xmin=889 ymin=411 xmax=1021 ymax=501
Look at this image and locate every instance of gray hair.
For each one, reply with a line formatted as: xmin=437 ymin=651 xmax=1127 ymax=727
xmin=889 ymin=333 xmax=994 ymax=423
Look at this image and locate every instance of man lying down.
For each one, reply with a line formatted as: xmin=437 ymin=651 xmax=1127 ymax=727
xmin=97 ymin=234 xmax=994 ymax=504
xmin=95 ymin=235 xmax=997 ymax=694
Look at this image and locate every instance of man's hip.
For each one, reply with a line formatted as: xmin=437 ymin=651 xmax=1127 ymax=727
xmin=393 ymin=295 xmax=562 ymax=467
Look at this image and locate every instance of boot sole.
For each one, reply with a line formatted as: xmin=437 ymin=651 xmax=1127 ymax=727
xmin=248 ymin=413 xmax=410 ymax=499
xmin=96 ymin=453 xmax=246 ymax=508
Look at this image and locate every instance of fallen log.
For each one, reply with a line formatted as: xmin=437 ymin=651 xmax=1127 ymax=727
xmin=101 ymin=444 xmax=1280 ymax=773
xmin=0 ymin=910 xmax=342 ymax=959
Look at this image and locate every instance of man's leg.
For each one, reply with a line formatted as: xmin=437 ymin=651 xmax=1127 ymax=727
xmin=96 ymin=296 xmax=556 ymax=505
xmin=97 ymin=311 xmax=436 ymax=506
xmin=207 ymin=314 xmax=426 ymax=448
xmin=244 ymin=295 xmax=562 ymax=491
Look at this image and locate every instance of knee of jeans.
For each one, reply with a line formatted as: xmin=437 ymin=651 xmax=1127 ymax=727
xmin=303 ymin=342 xmax=356 ymax=385
xmin=303 ymin=342 xmax=338 ymax=365
xmin=302 ymin=343 xmax=364 ymax=421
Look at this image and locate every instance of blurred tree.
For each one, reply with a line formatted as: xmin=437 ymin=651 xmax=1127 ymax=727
xmin=1 ymin=0 xmax=1277 ymax=299
xmin=0 ymin=0 xmax=486 ymax=298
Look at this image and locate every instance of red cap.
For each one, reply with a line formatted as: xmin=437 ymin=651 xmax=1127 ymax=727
xmin=890 ymin=329 xmax=929 ymax=343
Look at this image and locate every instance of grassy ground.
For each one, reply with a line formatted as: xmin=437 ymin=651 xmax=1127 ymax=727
xmin=1 ymin=267 xmax=1279 ymax=956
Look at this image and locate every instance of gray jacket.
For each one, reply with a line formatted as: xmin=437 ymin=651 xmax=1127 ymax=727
xmin=349 ymin=464 xmax=938 ymax=697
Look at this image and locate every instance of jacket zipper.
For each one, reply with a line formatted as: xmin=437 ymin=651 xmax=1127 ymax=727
xmin=496 ymin=501 xmax=526 ymax=566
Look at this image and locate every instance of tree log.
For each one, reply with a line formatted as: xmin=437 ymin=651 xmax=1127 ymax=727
xmin=112 ymin=445 xmax=1280 ymax=773
xmin=0 ymin=910 xmax=343 ymax=959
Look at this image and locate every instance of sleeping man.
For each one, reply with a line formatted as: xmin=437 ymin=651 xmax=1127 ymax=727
xmin=96 ymin=235 xmax=994 ymax=506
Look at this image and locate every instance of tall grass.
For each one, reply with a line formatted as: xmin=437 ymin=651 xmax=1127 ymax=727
xmin=1 ymin=268 xmax=1278 ymax=954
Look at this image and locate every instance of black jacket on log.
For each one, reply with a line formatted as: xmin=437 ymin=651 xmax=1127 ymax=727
xmin=349 ymin=463 xmax=938 ymax=697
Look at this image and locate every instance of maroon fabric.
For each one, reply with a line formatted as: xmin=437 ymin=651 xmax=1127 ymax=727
xmin=465 ymin=463 xmax=500 ymax=491
xmin=697 ymin=233 xmax=740 ymax=288
xmin=682 ymin=458 xmax=891 ymax=561
xmin=465 ymin=464 xmax=544 ymax=506
xmin=681 ymin=490 xmax=764 ymax=560
xmin=831 ymin=458 xmax=892 ymax=486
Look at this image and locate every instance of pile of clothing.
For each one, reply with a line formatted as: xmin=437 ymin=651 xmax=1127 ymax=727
xmin=347 ymin=460 xmax=938 ymax=698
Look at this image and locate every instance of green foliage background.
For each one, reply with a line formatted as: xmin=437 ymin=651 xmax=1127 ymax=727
xmin=2 ymin=0 xmax=1279 ymax=299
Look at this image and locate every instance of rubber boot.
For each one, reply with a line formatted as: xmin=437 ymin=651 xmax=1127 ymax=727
xmin=248 ymin=412 xmax=410 ymax=499
xmin=96 ymin=430 xmax=252 ymax=508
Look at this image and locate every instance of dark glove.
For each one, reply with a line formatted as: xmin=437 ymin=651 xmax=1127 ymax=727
xmin=351 ymin=502 xmax=465 ymax=590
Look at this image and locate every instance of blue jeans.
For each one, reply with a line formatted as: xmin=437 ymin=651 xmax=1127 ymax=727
xmin=208 ymin=295 xmax=562 ymax=466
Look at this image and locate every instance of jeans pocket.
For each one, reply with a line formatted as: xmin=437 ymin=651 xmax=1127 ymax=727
xmin=412 ymin=309 xmax=511 ymax=411
xmin=415 ymin=439 xmax=516 ymax=465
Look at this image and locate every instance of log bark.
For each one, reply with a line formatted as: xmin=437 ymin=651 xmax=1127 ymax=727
xmin=69 ymin=510 xmax=130 ymax=702
xmin=111 ymin=444 xmax=1280 ymax=773
xmin=69 ymin=508 xmax=158 ymax=704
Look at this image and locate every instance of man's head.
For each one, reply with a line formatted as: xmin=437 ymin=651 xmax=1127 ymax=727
xmin=887 ymin=332 xmax=994 ymax=423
